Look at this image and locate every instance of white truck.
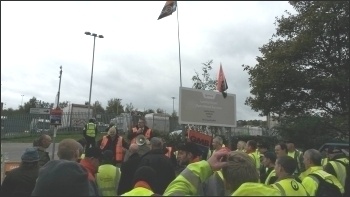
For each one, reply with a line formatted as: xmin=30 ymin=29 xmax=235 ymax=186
xmin=60 ymin=103 xmax=92 ymax=130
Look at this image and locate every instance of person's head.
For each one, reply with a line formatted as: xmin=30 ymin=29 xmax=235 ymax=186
xmin=245 ymin=140 xmax=257 ymax=153
xmin=303 ymin=149 xmax=322 ymax=170
xmin=222 ymin=151 xmax=259 ymax=194
xmin=129 ymin=143 xmax=139 ymax=154
xmin=138 ymin=117 xmax=146 ymax=128
xmin=107 ymin=127 xmax=117 ymax=138
xmin=236 ymin=141 xmax=246 ymax=151
xmin=37 ymin=134 xmax=52 ymax=149
xmin=21 ymin=147 xmax=40 ymax=168
xmin=262 ymin=151 xmax=276 ymax=168
xmin=101 ymin=150 xmax=114 ymax=165
xmin=84 ymin=147 xmax=103 ymax=171
xmin=285 ymin=140 xmax=295 ymax=152
xmin=57 ymin=139 xmax=83 ymax=161
xmin=32 ymin=160 xmax=90 ymax=196
xmin=275 ymin=143 xmax=288 ymax=158
xmin=212 ymin=136 xmax=223 ymax=150
xmin=257 ymin=142 xmax=268 ymax=154
xmin=150 ymin=137 xmax=163 ymax=150
xmin=132 ymin=166 xmax=157 ymax=191
xmin=275 ymin=156 xmax=297 ymax=178
xmin=177 ymin=142 xmax=201 ymax=165
xmin=89 ymin=118 xmax=95 ymax=123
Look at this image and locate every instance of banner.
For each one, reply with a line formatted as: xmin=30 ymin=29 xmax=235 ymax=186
xmin=187 ymin=130 xmax=213 ymax=147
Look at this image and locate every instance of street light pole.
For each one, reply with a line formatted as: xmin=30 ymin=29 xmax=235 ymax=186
xmin=21 ymin=95 xmax=24 ymax=107
xmin=85 ymin=32 xmax=104 ymax=120
xmin=171 ymin=97 xmax=175 ymax=114
xmin=51 ymin=66 xmax=62 ymax=160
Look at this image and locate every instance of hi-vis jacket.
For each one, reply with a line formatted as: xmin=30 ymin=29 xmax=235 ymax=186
xmin=100 ymin=136 xmax=124 ymax=162
xmin=96 ymin=164 xmax=120 ymax=196
xmin=299 ymin=166 xmax=344 ymax=196
xmin=272 ymin=178 xmax=309 ymax=196
xmin=130 ymin=127 xmax=152 ymax=144
xmin=324 ymin=157 xmax=349 ymax=188
xmin=85 ymin=123 xmax=97 ymax=137
xmin=163 ymin=160 xmax=281 ymax=196
xmin=121 ymin=181 xmax=155 ymax=196
xmin=265 ymin=169 xmax=277 ymax=185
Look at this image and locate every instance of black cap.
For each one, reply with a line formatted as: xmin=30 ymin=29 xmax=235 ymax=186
xmin=85 ymin=147 xmax=102 ymax=159
xmin=177 ymin=142 xmax=201 ymax=157
xmin=257 ymin=142 xmax=268 ymax=149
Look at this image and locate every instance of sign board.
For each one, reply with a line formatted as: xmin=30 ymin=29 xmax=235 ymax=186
xmin=4 ymin=161 xmax=21 ymax=175
xmin=50 ymin=108 xmax=63 ymax=125
xmin=29 ymin=108 xmax=51 ymax=115
xmin=179 ymin=87 xmax=236 ymax=127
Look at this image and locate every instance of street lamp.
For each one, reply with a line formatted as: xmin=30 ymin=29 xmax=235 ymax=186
xmin=85 ymin=31 xmax=104 ymax=120
xmin=171 ymin=97 xmax=175 ymax=114
xmin=21 ymin=95 xmax=24 ymax=107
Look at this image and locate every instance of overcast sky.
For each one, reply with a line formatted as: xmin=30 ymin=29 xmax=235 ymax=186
xmin=1 ymin=1 xmax=296 ymax=120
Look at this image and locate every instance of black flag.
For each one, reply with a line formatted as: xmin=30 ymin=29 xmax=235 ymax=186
xmin=158 ymin=1 xmax=177 ymax=20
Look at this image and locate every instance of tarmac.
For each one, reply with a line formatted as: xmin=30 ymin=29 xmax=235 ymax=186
xmin=1 ymin=142 xmax=59 ymax=161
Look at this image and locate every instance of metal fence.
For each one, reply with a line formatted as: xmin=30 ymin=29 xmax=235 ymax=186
xmin=1 ymin=112 xmax=181 ymax=139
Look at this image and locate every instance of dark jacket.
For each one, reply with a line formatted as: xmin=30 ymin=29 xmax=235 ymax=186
xmin=118 ymin=153 xmax=141 ymax=195
xmin=37 ymin=148 xmax=50 ymax=168
xmin=127 ymin=126 xmax=153 ymax=140
xmin=1 ymin=163 xmax=39 ymax=196
xmin=138 ymin=148 xmax=176 ymax=194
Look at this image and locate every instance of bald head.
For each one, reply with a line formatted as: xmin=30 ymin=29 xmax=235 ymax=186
xmin=150 ymin=137 xmax=163 ymax=150
xmin=57 ymin=139 xmax=83 ymax=161
xmin=129 ymin=144 xmax=139 ymax=154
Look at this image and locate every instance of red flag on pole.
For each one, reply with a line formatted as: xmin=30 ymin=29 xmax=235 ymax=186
xmin=158 ymin=1 xmax=177 ymax=20
xmin=217 ymin=63 xmax=228 ymax=98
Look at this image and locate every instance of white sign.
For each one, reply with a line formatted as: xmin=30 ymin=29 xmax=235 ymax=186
xmin=29 ymin=108 xmax=51 ymax=115
xmin=179 ymin=87 xmax=236 ymax=127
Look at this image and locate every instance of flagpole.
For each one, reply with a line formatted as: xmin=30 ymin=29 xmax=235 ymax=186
xmin=176 ymin=2 xmax=182 ymax=87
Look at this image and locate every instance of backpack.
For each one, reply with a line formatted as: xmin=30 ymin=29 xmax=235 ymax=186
xmin=309 ymin=173 xmax=342 ymax=197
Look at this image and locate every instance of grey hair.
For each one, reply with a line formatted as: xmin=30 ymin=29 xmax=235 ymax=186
xmin=150 ymin=137 xmax=163 ymax=149
xmin=305 ymin=149 xmax=322 ymax=166
xmin=214 ymin=136 xmax=223 ymax=145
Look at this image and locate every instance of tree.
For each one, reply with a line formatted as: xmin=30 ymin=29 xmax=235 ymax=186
xmin=106 ymin=98 xmax=124 ymax=115
xmin=144 ymin=109 xmax=155 ymax=114
xmin=192 ymin=60 xmax=217 ymax=90
xmin=243 ymin=1 xmax=349 ymax=136
xmin=124 ymin=103 xmax=135 ymax=113
xmin=93 ymin=101 xmax=105 ymax=115
xmin=156 ymin=108 xmax=165 ymax=114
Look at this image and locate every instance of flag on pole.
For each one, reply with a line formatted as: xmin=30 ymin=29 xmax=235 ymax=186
xmin=217 ymin=63 xmax=228 ymax=98
xmin=158 ymin=1 xmax=177 ymax=20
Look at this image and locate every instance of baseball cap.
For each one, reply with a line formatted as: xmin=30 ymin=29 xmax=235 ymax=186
xmin=177 ymin=142 xmax=201 ymax=157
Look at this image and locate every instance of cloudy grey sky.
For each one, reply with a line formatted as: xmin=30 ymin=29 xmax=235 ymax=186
xmin=1 ymin=1 xmax=295 ymax=120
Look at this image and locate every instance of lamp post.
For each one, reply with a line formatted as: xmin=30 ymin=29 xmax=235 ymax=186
xmin=85 ymin=32 xmax=104 ymax=120
xmin=21 ymin=95 xmax=24 ymax=107
xmin=51 ymin=66 xmax=63 ymax=160
xmin=171 ymin=97 xmax=175 ymax=114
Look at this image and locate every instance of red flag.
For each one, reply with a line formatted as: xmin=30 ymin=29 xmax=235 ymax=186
xmin=217 ymin=63 xmax=228 ymax=98
xmin=158 ymin=1 xmax=177 ymax=20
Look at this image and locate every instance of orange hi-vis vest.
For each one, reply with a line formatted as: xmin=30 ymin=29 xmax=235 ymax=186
xmin=165 ymin=147 xmax=172 ymax=158
xmin=100 ymin=135 xmax=124 ymax=162
xmin=131 ymin=127 xmax=151 ymax=144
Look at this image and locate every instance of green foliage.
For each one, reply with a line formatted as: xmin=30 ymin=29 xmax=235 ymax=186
xmin=192 ymin=60 xmax=217 ymax=90
xmin=156 ymin=108 xmax=165 ymax=114
xmin=124 ymin=103 xmax=135 ymax=113
xmin=243 ymin=1 xmax=349 ymax=136
xmin=92 ymin=101 xmax=105 ymax=115
xmin=106 ymin=98 xmax=124 ymax=115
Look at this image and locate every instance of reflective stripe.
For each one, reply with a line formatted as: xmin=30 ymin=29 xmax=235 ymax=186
xmin=265 ymin=169 xmax=276 ymax=185
xmin=330 ymin=160 xmax=346 ymax=187
xmin=116 ymin=136 xmax=123 ymax=161
xmin=273 ymin=183 xmax=286 ymax=196
xmin=100 ymin=136 xmax=108 ymax=149
xmin=217 ymin=170 xmax=224 ymax=181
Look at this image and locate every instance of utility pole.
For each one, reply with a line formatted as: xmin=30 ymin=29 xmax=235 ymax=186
xmin=171 ymin=97 xmax=175 ymax=115
xmin=51 ymin=65 xmax=62 ymax=160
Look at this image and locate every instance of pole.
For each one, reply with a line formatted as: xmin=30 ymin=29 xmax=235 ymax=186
xmin=87 ymin=36 xmax=96 ymax=120
xmin=176 ymin=3 xmax=182 ymax=87
xmin=51 ymin=66 xmax=62 ymax=160
xmin=171 ymin=97 xmax=175 ymax=114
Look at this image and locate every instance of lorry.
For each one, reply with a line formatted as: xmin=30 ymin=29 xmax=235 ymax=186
xmin=60 ymin=103 xmax=92 ymax=131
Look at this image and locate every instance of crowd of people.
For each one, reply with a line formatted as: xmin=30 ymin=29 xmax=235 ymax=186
xmin=0 ymin=117 xmax=348 ymax=196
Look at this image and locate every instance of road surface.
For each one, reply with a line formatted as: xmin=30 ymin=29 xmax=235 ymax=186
xmin=2 ymin=142 xmax=59 ymax=161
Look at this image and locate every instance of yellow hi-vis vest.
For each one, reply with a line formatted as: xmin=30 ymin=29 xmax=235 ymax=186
xmin=321 ymin=158 xmax=329 ymax=167
xmin=329 ymin=158 xmax=349 ymax=188
xmin=96 ymin=164 xmax=120 ymax=196
xmin=121 ymin=187 xmax=154 ymax=196
xmin=265 ymin=169 xmax=277 ymax=185
xmin=86 ymin=123 xmax=96 ymax=137
xmin=249 ymin=151 xmax=260 ymax=174
xmin=272 ymin=178 xmax=309 ymax=196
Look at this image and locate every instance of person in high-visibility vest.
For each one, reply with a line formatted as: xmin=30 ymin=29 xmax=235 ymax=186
xmin=323 ymin=147 xmax=349 ymax=196
xmin=271 ymin=156 xmax=308 ymax=195
xmin=96 ymin=150 xmax=120 ymax=196
xmin=261 ymin=151 xmax=277 ymax=185
xmin=211 ymin=136 xmax=224 ymax=155
xmin=286 ymin=139 xmax=305 ymax=175
xmin=245 ymin=140 xmax=260 ymax=176
xmin=121 ymin=166 xmax=159 ymax=196
xmin=128 ymin=117 xmax=153 ymax=144
xmin=174 ymin=142 xmax=202 ymax=175
xmin=236 ymin=140 xmax=246 ymax=152
xmin=163 ymin=149 xmax=281 ymax=196
xmin=100 ymin=127 xmax=129 ymax=165
xmin=83 ymin=118 xmax=98 ymax=150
